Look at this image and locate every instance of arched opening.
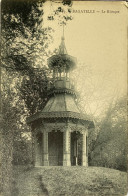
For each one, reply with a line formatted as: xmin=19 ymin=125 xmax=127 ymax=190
xmin=71 ymin=131 xmax=82 ymax=166
xmin=48 ymin=130 xmax=63 ymax=166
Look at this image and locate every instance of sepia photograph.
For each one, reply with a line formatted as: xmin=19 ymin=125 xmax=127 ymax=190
xmin=0 ymin=0 xmax=127 ymax=196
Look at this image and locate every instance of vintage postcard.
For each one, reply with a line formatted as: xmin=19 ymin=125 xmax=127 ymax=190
xmin=1 ymin=1 xmax=127 ymax=196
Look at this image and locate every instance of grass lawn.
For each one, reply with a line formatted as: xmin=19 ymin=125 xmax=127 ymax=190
xmin=14 ymin=166 xmax=127 ymax=196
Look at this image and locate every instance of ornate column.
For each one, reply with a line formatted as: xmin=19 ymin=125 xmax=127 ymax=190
xmin=82 ymin=131 xmax=88 ymax=166
xmin=43 ymin=130 xmax=49 ymax=166
xmin=63 ymin=127 xmax=71 ymax=166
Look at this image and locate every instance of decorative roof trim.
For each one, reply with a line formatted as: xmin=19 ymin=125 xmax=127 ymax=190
xmin=26 ymin=111 xmax=93 ymax=125
xmin=48 ymin=88 xmax=77 ymax=97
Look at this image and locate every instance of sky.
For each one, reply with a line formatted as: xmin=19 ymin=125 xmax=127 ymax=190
xmin=42 ymin=1 xmax=127 ymax=118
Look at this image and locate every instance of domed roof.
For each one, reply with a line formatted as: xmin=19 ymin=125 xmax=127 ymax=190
xmin=43 ymin=94 xmax=80 ymax=113
xmin=47 ymin=36 xmax=77 ymax=72
xmin=26 ymin=92 xmax=94 ymax=127
xmin=48 ymin=54 xmax=77 ymax=72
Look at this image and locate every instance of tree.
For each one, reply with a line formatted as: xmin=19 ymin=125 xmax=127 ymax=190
xmin=1 ymin=0 xmax=73 ymax=114
xmin=0 ymin=71 xmax=23 ymax=196
xmin=1 ymin=1 xmax=73 ymax=195
xmin=1 ymin=1 xmax=48 ymax=195
xmin=90 ymin=96 xmax=127 ymax=171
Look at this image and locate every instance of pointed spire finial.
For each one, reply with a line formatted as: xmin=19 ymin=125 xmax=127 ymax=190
xmin=58 ymin=22 xmax=67 ymax=55
xmin=62 ymin=22 xmax=64 ymax=38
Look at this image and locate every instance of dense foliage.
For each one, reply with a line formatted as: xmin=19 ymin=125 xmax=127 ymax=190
xmin=88 ymin=96 xmax=127 ymax=171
